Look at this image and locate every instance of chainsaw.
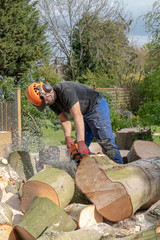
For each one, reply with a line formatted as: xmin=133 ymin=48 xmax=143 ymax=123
xmin=69 ymin=143 xmax=92 ymax=164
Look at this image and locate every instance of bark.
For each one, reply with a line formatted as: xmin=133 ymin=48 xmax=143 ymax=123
xmin=65 ymin=203 xmax=103 ymax=229
xmin=52 ymin=223 xmax=113 ymax=240
xmin=0 ymin=224 xmax=17 ymax=240
xmin=8 ymin=151 xmax=34 ymax=181
xmin=0 ymin=159 xmax=22 ymax=195
xmin=116 ymin=127 xmax=151 ymax=150
xmin=20 ymin=168 xmax=75 ymax=213
xmin=75 ymin=155 xmax=160 ymax=222
xmin=127 ymin=140 xmax=160 ymax=162
xmin=14 ymin=196 xmax=76 ymax=240
xmin=0 ymin=202 xmax=13 ymax=225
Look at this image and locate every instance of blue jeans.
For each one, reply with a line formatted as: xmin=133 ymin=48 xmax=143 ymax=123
xmin=84 ymin=95 xmax=123 ymax=164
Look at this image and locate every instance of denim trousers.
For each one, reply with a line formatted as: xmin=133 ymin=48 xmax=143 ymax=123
xmin=83 ymin=95 xmax=123 ymax=164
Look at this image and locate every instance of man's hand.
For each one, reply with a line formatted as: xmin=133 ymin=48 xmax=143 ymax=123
xmin=65 ymin=136 xmax=74 ymax=149
xmin=77 ymin=141 xmax=90 ymax=155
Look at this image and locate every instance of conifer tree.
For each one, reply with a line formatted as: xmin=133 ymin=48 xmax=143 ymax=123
xmin=0 ymin=0 xmax=51 ymax=80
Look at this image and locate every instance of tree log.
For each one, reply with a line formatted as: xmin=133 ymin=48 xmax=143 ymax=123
xmin=8 ymin=151 xmax=34 ymax=181
xmin=65 ymin=203 xmax=103 ymax=229
xmin=14 ymin=196 xmax=76 ymax=240
xmin=52 ymin=223 xmax=113 ymax=240
xmin=116 ymin=127 xmax=152 ymax=150
xmin=127 ymin=140 xmax=160 ymax=162
xmin=0 ymin=202 xmax=13 ymax=225
xmin=0 ymin=224 xmax=17 ymax=240
xmin=20 ymin=168 xmax=75 ymax=213
xmin=75 ymin=155 xmax=160 ymax=222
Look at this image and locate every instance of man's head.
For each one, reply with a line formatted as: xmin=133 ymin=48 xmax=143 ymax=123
xmin=26 ymin=82 xmax=55 ymax=111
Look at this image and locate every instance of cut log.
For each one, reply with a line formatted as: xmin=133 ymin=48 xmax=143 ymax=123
xmin=0 ymin=224 xmax=17 ymax=240
xmin=14 ymin=196 xmax=76 ymax=240
xmin=52 ymin=223 xmax=113 ymax=240
xmin=0 ymin=202 xmax=13 ymax=225
xmin=0 ymin=159 xmax=22 ymax=195
xmin=20 ymin=168 xmax=75 ymax=213
xmin=120 ymin=150 xmax=129 ymax=164
xmin=116 ymin=127 xmax=152 ymax=150
xmin=75 ymin=155 xmax=160 ymax=222
xmin=8 ymin=151 xmax=34 ymax=180
xmin=127 ymin=140 xmax=160 ymax=162
xmin=118 ymin=223 xmax=160 ymax=240
xmin=65 ymin=203 xmax=103 ymax=229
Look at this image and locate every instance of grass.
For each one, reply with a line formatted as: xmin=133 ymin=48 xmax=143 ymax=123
xmin=41 ymin=124 xmax=160 ymax=147
xmin=41 ymin=120 xmax=76 ymax=147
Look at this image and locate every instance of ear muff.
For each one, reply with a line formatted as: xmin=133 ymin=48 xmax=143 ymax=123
xmin=42 ymin=83 xmax=53 ymax=93
xmin=26 ymin=82 xmax=53 ymax=112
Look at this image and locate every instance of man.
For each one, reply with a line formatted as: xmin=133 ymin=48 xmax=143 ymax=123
xmin=26 ymin=81 xmax=123 ymax=164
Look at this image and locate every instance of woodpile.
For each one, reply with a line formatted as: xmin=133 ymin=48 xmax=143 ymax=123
xmin=0 ymin=140 xmax=160 ymax=239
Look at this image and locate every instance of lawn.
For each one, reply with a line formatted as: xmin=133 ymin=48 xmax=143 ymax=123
xmin=41 ymin=124 xmax=160 ymax=147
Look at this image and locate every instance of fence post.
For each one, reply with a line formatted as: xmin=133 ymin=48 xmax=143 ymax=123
xmin=12 ymin=88 xmax=22 ymax=150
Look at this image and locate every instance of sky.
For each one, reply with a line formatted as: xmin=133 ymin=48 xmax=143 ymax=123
xmin=122 ymin=0 xmax=156 ymax=47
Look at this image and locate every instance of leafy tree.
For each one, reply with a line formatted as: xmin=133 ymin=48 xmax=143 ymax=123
xmin=38 ymin=0 xmax=132 ymax=81
xmin=0 ymin=0 xmax=51 ymax=80
xmin=69 ymin=13 xmax=136 ymax=87
xmin=143 ymin=1 xmax=160 ymax=72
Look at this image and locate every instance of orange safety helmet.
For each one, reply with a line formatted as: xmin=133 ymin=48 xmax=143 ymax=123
xmin=26 ymin=82 xmax=53 ymax=111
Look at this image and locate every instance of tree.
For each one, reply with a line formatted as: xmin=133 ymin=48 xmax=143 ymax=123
xmin=143 ymin=0 xmax=160 ymax=72
xmin=0 ymin=0 xmax=51 ymax=80
xmin=38 ymin=0 xmax=132 ymax=81
xmin=70 ymin=13 xmax=136 ymax=86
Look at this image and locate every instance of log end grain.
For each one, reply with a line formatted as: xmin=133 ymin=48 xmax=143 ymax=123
xmin=75 ymin=156 xmax=133 ymax=222
xmin=20 ymin=180 xmax=60 ymax=213
xmin=79 ymin=204 xmax=103 ymax=229
xmin=0 ymin=224 xmax=17 ymax=240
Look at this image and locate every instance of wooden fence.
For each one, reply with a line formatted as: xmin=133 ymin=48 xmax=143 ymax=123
xmin=95 ymin=87 xmax=130 ymax=108
xmin=0 ymin=88 xmax=22 ymax=157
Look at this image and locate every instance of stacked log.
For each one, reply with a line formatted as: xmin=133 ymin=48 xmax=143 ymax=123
xmin=127 ymin=140 xmax=160 ymax=162
xmin=65 ymin=203 xmax=103 ymax=229
xmin=0 ymin=146 xmax=160 ymax=239
xmin=20 ymin=167 xmax=75 ymax=213
xmin=75 ymin=155 xmax=160 ymax=222
xmin=14 ymin=196 xmax=76 ymax=240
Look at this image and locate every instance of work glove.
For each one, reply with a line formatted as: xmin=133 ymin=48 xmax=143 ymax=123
xmin=77 ymin=141 xmax=90 ymax=155
xmin=65 ymin=136 xmax=74 ymax=149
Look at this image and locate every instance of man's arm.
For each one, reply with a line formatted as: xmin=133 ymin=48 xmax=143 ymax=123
xmin=58 ymin=112 xmax=72 ymax=137
xmin=69 ymin=101 xmax=85 ymax=142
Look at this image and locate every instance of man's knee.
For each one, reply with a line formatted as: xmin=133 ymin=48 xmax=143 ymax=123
xmin=97 ymin=138 xmax=123 ymax=164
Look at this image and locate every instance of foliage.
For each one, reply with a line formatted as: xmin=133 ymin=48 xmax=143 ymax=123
xmin=67 ymin=13 xmax=136 ymax=86
xmin=38 ymin=0 xmax=133 ymax=82
xmin=0 ymin=75 xmax=15 ymax=101
xmin=136 ymin=66 xmax=160 ymax=126
xmin=143 ymin=1 xmax=160 ymax=72
xmin=110 ymin=107 xmax=138 ymax=133
xmin=0 ymin=61 xmax=62 ymax=151
xmin=0 ymin=0 xmax=51 ymax=79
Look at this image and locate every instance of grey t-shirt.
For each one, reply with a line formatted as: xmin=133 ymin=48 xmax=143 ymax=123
xmin=49 ymin=81 xmax=99 ymax=116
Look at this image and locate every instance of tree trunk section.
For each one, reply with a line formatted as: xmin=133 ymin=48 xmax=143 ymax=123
xmin=8 ymin=151 xmax=34 ymax=181
xmin=65 ymin=203 xmax=103 ymax=229
xmin=0 ymin=202 xmax=13 ymax=225
xmin=15 ymin=196 xmax=76 ymax=240
xmin=75 ymin=155 xmax=160 ymax=222
xmin=127 ymin=140 xmax=160 ymax=162
xmin=52 ymin=223 xmax=113 ymax=240
xmin=20 ymin=168 xmax=75 ymax=213
xmin=0 ymin=224 xmax=17 ymax=240
xmin=116 ymin=127 xmax=151 ymax=150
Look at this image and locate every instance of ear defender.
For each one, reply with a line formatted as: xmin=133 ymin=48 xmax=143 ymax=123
xmin=42 ymin=83 xmax=53 ymax=93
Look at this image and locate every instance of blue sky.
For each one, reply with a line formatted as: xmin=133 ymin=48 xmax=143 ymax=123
xmin=123 ymin=0 xmax=156 ymax=46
